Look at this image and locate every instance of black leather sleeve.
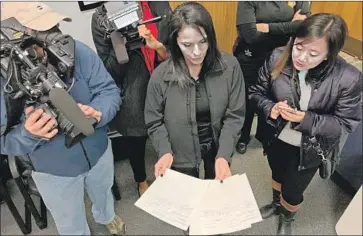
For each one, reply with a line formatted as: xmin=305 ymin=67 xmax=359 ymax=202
xmin=294 ymin=72 xmax=362 ymax=138
xmin=237 ymin=23 xmax=270 ymax=44
xmin=268 ymin=2 xmax=312 ymax=35
xmin=249 ymin=51 xmax=279 ymax=127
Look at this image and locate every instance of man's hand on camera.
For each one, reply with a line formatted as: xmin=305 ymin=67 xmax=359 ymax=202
xmin=78 ymin=104 xmax=102 ymax=122
xmin=32 ymin=45 xmax=45 ymax=58
xmin=24 ymin=106 xmax=58 ymax=139
xmin=138 ymin=25 xmax=163 ymax=50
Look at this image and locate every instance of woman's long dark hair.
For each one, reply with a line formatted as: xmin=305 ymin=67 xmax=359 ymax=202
xmin=166 ymin=2 xmax=221 ymax=87
xmin=271 ymin=13 xmax=348 ymax=80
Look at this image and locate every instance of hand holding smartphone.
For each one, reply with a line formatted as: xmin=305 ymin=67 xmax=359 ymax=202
xmin=277 ymin=105 xmax=297 ymax=114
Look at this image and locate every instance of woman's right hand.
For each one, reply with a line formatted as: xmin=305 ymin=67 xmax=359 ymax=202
xmin=138 ymin=25 xmax=162 ymax=50
xmin=270 ymin=100 xmax=288 ymax=119
xmin=154 ymin=153 xmax=173 ymax=178
xmin=292 ymin=9 xmax=307 ymax=21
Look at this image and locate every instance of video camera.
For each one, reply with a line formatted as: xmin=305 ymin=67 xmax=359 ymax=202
xmin=0 ymin=17 xmax=97 ymax=148
xmin=93 ymin=1 xmax=165 ymax=64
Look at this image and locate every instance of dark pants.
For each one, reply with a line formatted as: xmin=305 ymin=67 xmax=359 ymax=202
xmin=0 ymin=155 xmax=11 ymax=203
xmin=172 ymin=142 xmax=217 ymax=179
xmin=240 ymin=93 xmax=268 ymax=145
xmin=239 ymin=82 xmax=255 ymax=144
xmin=111 ymin=136 xmax=147 ymax=183
xmin=267 ymin=139 xmax=318 ymax=206
xmin=238 ymin=63 xmax=267 ymax=146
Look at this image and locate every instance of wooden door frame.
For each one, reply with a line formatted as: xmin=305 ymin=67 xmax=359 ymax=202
xmin=343 ymin=37 xmax=362 ymax=60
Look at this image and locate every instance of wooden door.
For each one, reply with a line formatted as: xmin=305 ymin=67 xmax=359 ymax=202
xmin=311 ymin=1 xmax=362 ymax=41
xmin=169 ymin=1 xmax=238 ymax=53
xmin=311 ymin=1 xmax=362 ymax=58
xmin=168 ymin=1 xmax=362 ymax=57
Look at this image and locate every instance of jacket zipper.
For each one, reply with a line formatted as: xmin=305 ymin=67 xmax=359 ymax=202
xmin=296 ymin=72 xmax=320 ymax=171
xmin=289 ymin=70 xmax=306 ymax=171
xmin=80 ymin=141 xmax=91 ymax=170
xmin=298 ymin=140 xmax=305 ymax=171
xmin=204 ymin=72 xmax=218 ymax=144
xmin=200 ymin=74 xmax=214 ymax=169
xmin=192 ymin=69 xmax=217 ymax=168
xmin=187 ymin=86 xmax=200 ymax=167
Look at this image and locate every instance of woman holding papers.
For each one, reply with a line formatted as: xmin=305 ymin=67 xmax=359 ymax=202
xmin=250 ymin=14 xmax=362 ymax=235
xmin=145 ymin=2 xmax=245 ymax=180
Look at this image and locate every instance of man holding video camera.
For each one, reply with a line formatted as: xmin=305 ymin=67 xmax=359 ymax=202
xmin=91 ymin=1 xmax=171 ymax=196
xmin=1 ymin=2 xmax=125 ymax=235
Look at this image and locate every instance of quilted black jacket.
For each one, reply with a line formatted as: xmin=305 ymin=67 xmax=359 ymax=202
xmin=250 ymin=47 xmax=362 ymax=170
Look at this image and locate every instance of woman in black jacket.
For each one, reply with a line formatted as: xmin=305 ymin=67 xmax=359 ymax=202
xmin=250 ymin=14 xmax=362 ymax=235
xmin=145 ymin=2 xmax=245 ymax=180
xmin=233 ymin=1 xmax=311 ymax=155
xmin=91 ymin=1 xmax=171 ymax=196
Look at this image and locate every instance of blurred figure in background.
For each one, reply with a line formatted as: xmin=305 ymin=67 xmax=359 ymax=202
xmin=91 ymin=1 xmax=171 ymax=196
xmin=233 ymin=1 xmax=311 ymax=155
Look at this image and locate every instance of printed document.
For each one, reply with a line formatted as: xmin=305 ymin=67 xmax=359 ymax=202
xmin=135 ymin=169 xmax=262 ymax=235
xmin=135 ymin=169 xmax=210 ymax=230
xmin=189 ymin=174 xmax=262 ymax=235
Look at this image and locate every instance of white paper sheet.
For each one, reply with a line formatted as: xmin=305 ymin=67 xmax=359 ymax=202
xmin=238 ymin=174 xmax=263 ymax=225
xmin=189 ymin=174 xmax=262 ymax=235
xmin=135 ymin=171 xmax=262 ymax=235
xmin=134 ymin=169 xmax=210 ymax=230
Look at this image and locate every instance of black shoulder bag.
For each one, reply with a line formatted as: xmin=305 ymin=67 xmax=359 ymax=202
xmin=308 ymin=136 xmax=337 ymax=179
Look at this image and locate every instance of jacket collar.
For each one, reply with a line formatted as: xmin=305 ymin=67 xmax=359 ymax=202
xmin=280 ymin=63 xmax=294 ymax=78
xmin=279 ymin=57 xmax=338 ymax=87
xmin=164 ymin=58 xmax=227 ymax=81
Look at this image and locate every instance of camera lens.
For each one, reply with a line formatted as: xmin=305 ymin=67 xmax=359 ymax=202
xmin=58 ymin=62 xmax=67 ymax=73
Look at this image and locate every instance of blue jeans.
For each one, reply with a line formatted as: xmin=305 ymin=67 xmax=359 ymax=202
xmin=32 ymin=139 xmax=115 ymax=235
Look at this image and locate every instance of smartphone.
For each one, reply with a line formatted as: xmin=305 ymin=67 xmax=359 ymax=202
xmin=277 ymin=105 xmax=297 ymax=114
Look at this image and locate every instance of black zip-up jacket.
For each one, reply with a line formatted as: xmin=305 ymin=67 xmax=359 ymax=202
xmin=250 ymin=48 xmax=362 ymax=170
xmin=233 ymin=1 xmax=311 ymax=83
xmin=145 ymin=53 xmax=246 ymax=168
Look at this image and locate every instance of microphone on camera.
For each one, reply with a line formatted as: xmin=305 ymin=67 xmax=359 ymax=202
xmin=49 ymin=87 xmax=95 ymax=137
xmin=110 ymin=30 xmax=129 ymax=64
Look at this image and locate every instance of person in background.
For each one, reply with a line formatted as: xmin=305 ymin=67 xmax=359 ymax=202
xmin=250 ymin=13 xmax=362 ymax=235
xmin=1 ymin=2 xmax=124 ymax=235
xmin=91 ymin=1 xmax=171 ymax=196
xmin=233 ymin=1 xmax=311 ymax=155
xmin=145 ymin=2 xmax=245 ymax=181
xmin=0 ymin=155 xmax=12 ymax=204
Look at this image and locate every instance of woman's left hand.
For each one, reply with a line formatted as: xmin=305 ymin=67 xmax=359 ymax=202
xmin=280 ymin=109 xmax=305 ymax=122
xmin=215 ymin=158 xmax=232 ymax=180
xmin=138 ymin=24 xmax=163 ymax=50
xmin=256 ymin=23 xmax=269 ymax=33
